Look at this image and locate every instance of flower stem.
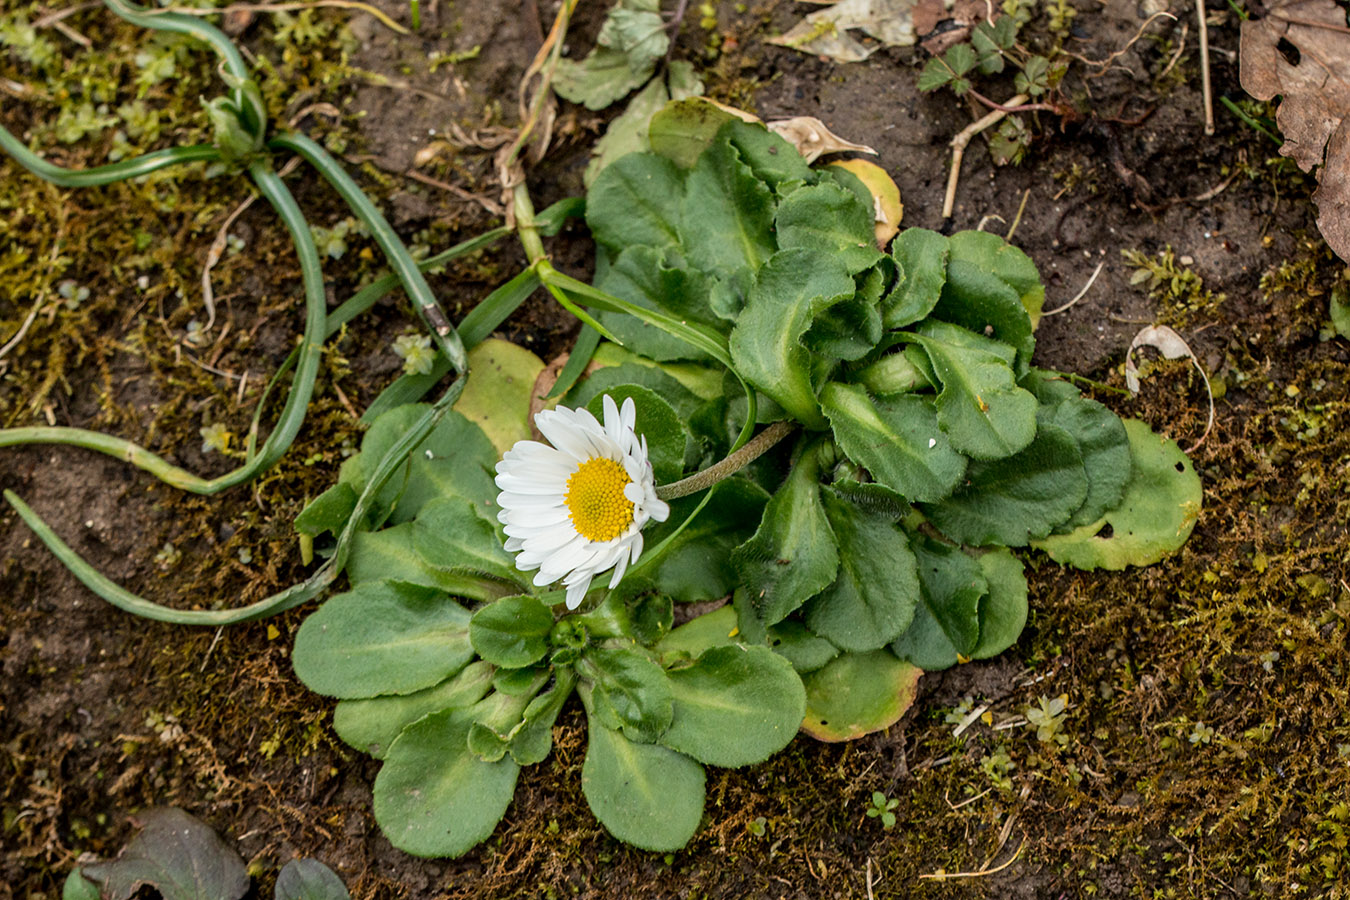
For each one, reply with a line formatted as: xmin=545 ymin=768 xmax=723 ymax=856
xmin=656 ymin=420 xmax=797 ymax=501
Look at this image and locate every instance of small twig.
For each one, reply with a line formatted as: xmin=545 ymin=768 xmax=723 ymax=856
xmin=33 ymin=2 xmax=100 ymax=27
xmin=943 ymin=94 xmax=1028 ymax=220
xmin=945 ymin=788 xmax=993 ymax=811
xmin=202 ymin=193 xmax=259 ymax=335
xmin=951 ymin=703 xmax=991 ymax=738
xmin=1042 ymin=261 xmax=1106 ymax=316
xmin=1158 ymin=22 xmax=1190 ymax=80
xmin=1064 ymin=11 xmax=1177 ymax=74
xmin=0 ymin=296 xmax=45 ymax=362
xmin=199 ymin=626 xmax=225 ymax=672
xmin=918 ymin=837 xmax=1026 ymax=880
xmin=1196 ymin=1 xmax=1214 ymax=135
xmin=401 ymin=168 xmax=505 ymax=216
xmin=155 ymin=1 xmax=409 ymax=35
xmin=1005 ymin=189 xmax=1031 ymax=243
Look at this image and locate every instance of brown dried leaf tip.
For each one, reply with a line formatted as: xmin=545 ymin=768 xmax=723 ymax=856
xmin=1240 ymin=0 xmax=1350 ymax=261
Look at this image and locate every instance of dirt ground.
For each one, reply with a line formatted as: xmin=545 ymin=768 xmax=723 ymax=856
xmin=3 ymin=0 xmax=1350 ymax=897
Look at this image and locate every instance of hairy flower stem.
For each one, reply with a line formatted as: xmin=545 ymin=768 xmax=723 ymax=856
xmin=656 ymin=420 xmax=798 ymax=501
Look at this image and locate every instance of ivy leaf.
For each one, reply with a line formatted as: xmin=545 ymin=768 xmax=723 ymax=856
xmin=889 ymin=535 xmax=986 ymax=670
xmin=292 ymin=581 xmax=474 ymax=699
xmin=802 ymin=491 xmax=921 ymax=652
xmin=582 ymin=646 xmax=674 ymax=743
xmin=819 ymin=383 xmax=967 ymax=503
xmin=470 ymin=595 xmax=555 ymax=668
xmin=373 ymin=710 xmax=519 ymax=857
xmin=582 ymin=713 xmax=705 ymax=851
xmin=274 ymin=859 xmax=351 ymax=900
xmin=921 ymin=423 xmax=1088 ymax=547
xmin=732 ymin=443 xmax=840 ymax=629
xmin=333 ymin=661 xmax=495 ymax=759
xmin=79 ymin=808 xmax=248 ymax=900
xmin=801 ymin=651 xmax=922 ymax=741
xmin=1032 ymin=419 xmax=1203 ymax=569
xmin=729 ymin=249 xmax=857 ymax=429
xmin=659 ymin=645 xmax=806 ymax=767
xmin=552 ymin=0 xmax=668 ymax=110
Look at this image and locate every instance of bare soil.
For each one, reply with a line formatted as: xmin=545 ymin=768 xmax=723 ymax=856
xmin=3 ymin=1 xmax=1349 ymax=898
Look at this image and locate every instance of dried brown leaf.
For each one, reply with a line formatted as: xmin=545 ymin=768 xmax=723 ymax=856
xmin=767 ymin=0 xmax=919 ymax=62
xmin=1239 ymin=0 xmax=1350 ymax=260
xmin=767 ymin=116 xmax=877 ymax=163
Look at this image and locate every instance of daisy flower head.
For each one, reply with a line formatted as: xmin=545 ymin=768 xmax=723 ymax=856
xmin=494 ymin=395 xmax=671 ymax=610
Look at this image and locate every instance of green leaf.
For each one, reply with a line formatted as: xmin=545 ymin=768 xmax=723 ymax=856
xmin=1332 ymin=285 xmax=1350 ymax=338
xmin=295 ymin=482 xmax=357 ymax=538
xmin=582 ymin=712 xmax=705 ymax=850
xmin=333 ymin=661 xmax=495 ymax=759
xmin=452 ymin=338 xmax=545 ymax=455
xmin=903 ymin=323 xmax=1038 ymax=460
xmin=819 ymin=383 xmax=968 ymax=503
xmin=585 ymin=384 xmax=687 ymax=483
xmin=945 ymin=42 xmax=978 ymax=76
xmin=775 ymin=180 xmax=882 ymax=275
xmin=1042 ymin=397 xmax=1131 ymax=531
xmin=634 ymin=478 xmax=769 ymax=604
xmin=884 ymin=228 xmax=950 ymax=328
xmin=922 ymin=423 xmax=1088 ymax=547
xmin=803 ymin=491 xmax=921 ymax=652
xmin=582 ymin=646 xmax=674 ymax=742
xmin=274 ymin=859 xmax=351 ymax=900
xmin=62 ymin=871 xmax=101 ymax=900
xmin=1015 ymin=55 xmax=1050 ymax=97
xmin=412 ymin=497 xmax=525 ymax=587
xmin=373 ymin=710 xmax=519 ymax=857
xmin=585 ymin=62 xmax=705 ymax=188
xmin=942 ymin=229 xmax=1045 ymax=333
xmin=348 ymin=524 xmax=513 ymax=602
xmin=80 ymin=808 xmax=249 ymax=900
xmin=594 ymin=247 xmax=719 ymax=361
xmin=971 ymin=22 xmax=1007 ymax=74
xmin=732 ymin=443 xmax=840 ymax=628
xmin=679 ymin=126 xmax=777 ymax=291
xmin=1032 ymin=419 xmax=1203 ymax=569
xmin=657 ymin=604 xmax=740 ymax=659
xmin=917 ymin=57 xmax=955 ymax=92
xmin=356 ymin=405 xmax=500 ymax=525
xmin=508 ymin=669 xmax=578 ymax=765
xmin=970 ymin=548 xmax=1028 ymax=659
xmin=800 ymin=651 xmax=922 ymax=741
xmin=658 ymin=645 xmax=806 ymax=767
xmin=568 ymin=357 xmax=706 ymax=418
xmin=720 ymin=119 xmax=816 ymax=189
xmin=729 ymin=249 xmax=857 ymax=429
xmin=890 ymin=536 xmax=986 ymax=669
xmin=292 ymin=581 xmax=473 ymax=699
xmin=552 ymin=0 xmax=668 ymax=110
xmin=586 ymin=151 xmax=686 ymax=253
xmin=766 ymin=620 xmax=839 ymax=674
xmin=470 ymin=595 xmax=555 ymax=668
xmin=648 ymin=97 xmax=741 ymax=169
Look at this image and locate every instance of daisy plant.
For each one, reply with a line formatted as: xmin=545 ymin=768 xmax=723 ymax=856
xmin=288 ymin=108 xmax=1203 ymax=857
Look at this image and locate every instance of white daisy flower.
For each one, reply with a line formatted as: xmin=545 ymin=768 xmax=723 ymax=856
xmin=494 ymin=394 xmax=671 ymax=610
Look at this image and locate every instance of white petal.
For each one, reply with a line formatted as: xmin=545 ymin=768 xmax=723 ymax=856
xmin=564 ymin=578 xmax=591 ymax=610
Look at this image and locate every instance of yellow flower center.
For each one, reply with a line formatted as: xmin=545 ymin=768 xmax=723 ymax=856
xmin=565 ymin=457 xmax=635 ymax=542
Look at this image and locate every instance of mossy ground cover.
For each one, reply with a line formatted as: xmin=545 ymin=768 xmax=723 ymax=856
xmin=2 ymin=2 xmax=1349 ymax=897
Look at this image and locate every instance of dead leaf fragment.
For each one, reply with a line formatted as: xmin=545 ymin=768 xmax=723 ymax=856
xmin=768 ymin=0 xmax=919 ymax=62
xmin=1124 ymin=325 xmax=1215 ymax=452
xmin=1239 ymin=0 xmax=1350 ymax=261
xmin=767 ymin=116 xmax=877 ymax=163
xmin=827 ymin=159 xmax=903 ymax=247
